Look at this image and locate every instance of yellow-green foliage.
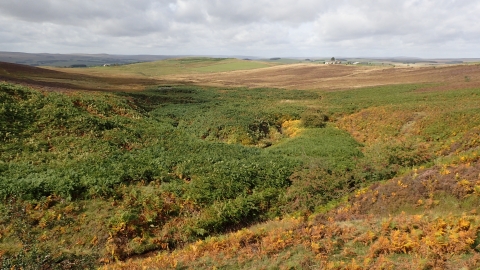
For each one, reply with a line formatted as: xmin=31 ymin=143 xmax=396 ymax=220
xmin=92 ymin=57 xmax=274 ymax=77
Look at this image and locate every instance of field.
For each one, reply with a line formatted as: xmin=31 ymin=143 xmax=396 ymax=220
xmin=45 ymin=57 xmax=480 ymax=91
xmin=164 ymin=62 xmax=480 ymax=90
xmin=47 ymin=57 xmax=277 ymax=77
xmin=1 ymin=57 xmax=480 ymax=269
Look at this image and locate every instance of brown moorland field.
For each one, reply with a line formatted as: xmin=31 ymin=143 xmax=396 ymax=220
xmin=42 ymin=60 xmax=480 ymax=92
xmin=0 ymin=61 xmax=164 ymax=92
xmin=164 ymin=63 xmax=480 ymax=91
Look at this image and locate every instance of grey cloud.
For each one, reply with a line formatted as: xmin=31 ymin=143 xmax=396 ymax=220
xmin=315 ymin=0 xmax=480 ymax=42
xmin=0 ymin=0 xmax=110 ymax=23
xmin=0 ymin=0 xmax=174 ymax=37
xmin=307 ymin=0 xmax=480 ymax=58
xmin=173 ymin=0 xmax=332 ymax=25
xmin=0 ymin=0 xmax=479 ymax=57
xmin=0 ymin=1 xmax=57 ymax=22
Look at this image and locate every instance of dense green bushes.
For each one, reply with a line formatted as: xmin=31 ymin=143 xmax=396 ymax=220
xmin=300 ymin=109 xmax=329 ymax=128
xmin=0 ymin=84 xmax=310 ymax=234
xmin=2 ymin=82 xmax=435 ymax=222
xmin=6 ymin=81 xmax=473 ymax=267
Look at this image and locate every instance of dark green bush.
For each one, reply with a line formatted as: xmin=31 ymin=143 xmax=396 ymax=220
xmin=301 ymin=109 xmax=329 ymax=128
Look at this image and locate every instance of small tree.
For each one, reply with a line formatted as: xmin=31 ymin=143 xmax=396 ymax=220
xmin=331 ymin=57 xmax=335 ymax=62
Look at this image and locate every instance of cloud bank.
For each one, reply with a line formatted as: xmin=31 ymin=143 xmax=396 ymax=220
xmin=0 ymin=0 xmax=478 ymax=57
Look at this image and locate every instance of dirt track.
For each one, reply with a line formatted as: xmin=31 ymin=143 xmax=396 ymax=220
xmin=163 ymin=63 xmax=480 ymax=91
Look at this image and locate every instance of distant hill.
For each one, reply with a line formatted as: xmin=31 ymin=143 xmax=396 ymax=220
xmin=0 ymin=52 xmax=265 ymax=67
xmin=0 ymin=52 xmax=177 ymax=67
xmin=2 ymin=51 xmax=479 ymax=67
xmin=0 ymin=61 xmax=161 ymax=91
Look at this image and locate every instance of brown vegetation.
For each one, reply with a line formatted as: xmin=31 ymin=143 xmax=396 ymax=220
xmin=0 ymin=61 xmax=164 ymax=92
xmin=163 ymin=63 xmax=480 ymax=91
xmin=5 ymin=60 xmax=480 ymax=93
xmin=103 ymin=157 xmax=480 ymax=269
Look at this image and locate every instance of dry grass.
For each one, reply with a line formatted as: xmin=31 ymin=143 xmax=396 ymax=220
xmin=163 ymin=63 xmax=480 ymax=91
xmin=0 ymin=61 xmax=165 ymax=92
xmin=4 ymin=59 xmax=480 ymax=93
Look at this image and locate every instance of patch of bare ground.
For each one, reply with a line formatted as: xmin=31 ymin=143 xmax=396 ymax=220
xmin=162 ymin=63 xmax=480 ymax=91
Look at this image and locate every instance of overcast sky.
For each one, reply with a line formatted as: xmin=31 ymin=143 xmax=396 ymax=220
xmin=0 ymin=0 xmax=479 ymax=58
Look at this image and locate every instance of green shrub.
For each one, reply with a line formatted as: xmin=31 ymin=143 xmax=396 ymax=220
xmin=301 ymin=109 xmax=329 ymax=128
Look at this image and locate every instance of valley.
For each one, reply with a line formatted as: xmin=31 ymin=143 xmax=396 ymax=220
xmin=1 ymin=57 xmax=480 ymax=269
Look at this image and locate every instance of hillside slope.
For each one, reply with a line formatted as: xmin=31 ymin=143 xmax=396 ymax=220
xmin=47 ymin=57 xmax=277 ymax=78
xmin=105 ymin=158 xmax=480 ymax=269
xmin=103 ymin=81 xmax=480 ymax=268
xmin=164 ymin=63 xmax=480 ymax=90
xmin=1 ymin=61 xmax=480 ymax=269
xmin=0 ymin=61 xmax=162 ymax=91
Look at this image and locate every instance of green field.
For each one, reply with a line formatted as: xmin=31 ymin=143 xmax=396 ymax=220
xmin=84 ymin=57 xmax=275 ymax=77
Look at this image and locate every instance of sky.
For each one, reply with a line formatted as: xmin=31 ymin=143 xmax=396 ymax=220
xmin=0 ymin=0 xmax=479 ymax=58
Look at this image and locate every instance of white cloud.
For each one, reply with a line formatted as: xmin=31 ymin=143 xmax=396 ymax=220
xmin=0 ymin=0 xmax=479 ymax=57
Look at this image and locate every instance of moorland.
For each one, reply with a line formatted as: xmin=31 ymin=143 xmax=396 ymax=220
xmin=1 ymin=57 xmax=480 ymax=269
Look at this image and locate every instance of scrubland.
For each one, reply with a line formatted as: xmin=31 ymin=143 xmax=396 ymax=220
xmin=1 ymin=58 xmax=480 ymax=269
